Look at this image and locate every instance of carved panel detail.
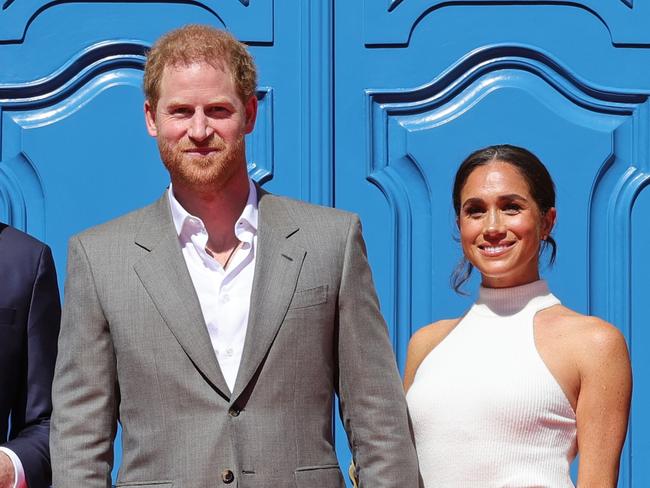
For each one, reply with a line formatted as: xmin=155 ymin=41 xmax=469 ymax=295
xmin=0 ymin=153 xmax=44 ymax=236
xmin=364 ymin=1 xmax=646 ymax=46
xmin=365 ymin=55 xmax=647 ymax=483
xmin=0 ymin=0 xmax=272 ymax=43
xmin=247 ymin=87 xmax=274 ymax=184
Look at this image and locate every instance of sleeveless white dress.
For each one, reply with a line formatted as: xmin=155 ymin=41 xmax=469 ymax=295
xmin=406 ymin=280 xmax=577 ymax=488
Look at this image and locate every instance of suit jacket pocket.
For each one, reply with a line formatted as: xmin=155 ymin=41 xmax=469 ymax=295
xmin=0 ymin=308 xmax=16 ymax=325
xmin=114 ymin=482 xmax=173 ymax=488
xmin=288 ymin=285 xmax=328 ymax=310
xmin=294 ymin=465 xmax=345 ymax=488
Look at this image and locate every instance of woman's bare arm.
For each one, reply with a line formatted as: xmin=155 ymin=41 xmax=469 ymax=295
xmin=575 ymin=318 xmax=632 ymax=488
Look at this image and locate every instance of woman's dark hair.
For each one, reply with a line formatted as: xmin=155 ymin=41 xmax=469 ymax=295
xmin=451 ymin=144 xmax=557 ymax=293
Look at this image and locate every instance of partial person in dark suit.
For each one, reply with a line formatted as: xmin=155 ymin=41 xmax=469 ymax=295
xmin=0 ymin=223 xmax=60 ymax=488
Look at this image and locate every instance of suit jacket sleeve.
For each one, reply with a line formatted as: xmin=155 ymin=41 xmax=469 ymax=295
xmin=336 ymin=215 xmax=421 ymax=488
xmin=3 ymin=243 xmax=60 ymax=488
xmin=51 ymin=236 xmax=118 ymax=488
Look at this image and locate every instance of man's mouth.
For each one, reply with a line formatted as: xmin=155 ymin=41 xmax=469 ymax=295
xmin=184 ymin=147 xmax=219 ymax=155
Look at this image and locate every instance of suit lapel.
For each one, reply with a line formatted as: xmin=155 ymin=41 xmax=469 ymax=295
xmin=133 ymin=194 xmax=231 ymax=399
xmin=231 ymin=191 xmax=305 ymax=401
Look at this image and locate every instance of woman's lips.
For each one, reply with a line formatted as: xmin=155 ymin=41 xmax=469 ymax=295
xmin=478 ymin=241 xmax=515 ymax=256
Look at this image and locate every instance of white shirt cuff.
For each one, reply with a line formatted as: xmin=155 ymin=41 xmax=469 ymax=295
xmin=0 ymin=447 xmax=27 ymax=488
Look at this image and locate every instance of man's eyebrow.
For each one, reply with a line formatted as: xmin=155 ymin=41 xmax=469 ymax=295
xmin=164 ymin=97 xmax=233 ymax=107
xmin=163 ymin=99 xmax=190 ymax=107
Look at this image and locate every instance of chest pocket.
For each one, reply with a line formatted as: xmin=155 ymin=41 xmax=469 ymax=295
xmin=0 ymin=308 xmax=16 ymax=325
xmin=288 ymin=285 xmax=328 ymax=310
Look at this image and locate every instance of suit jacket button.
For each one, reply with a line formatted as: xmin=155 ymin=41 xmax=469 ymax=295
xmin=222 ymin=469 xmax=235 ymax=484
xmin=229 ymin=406 xmax=240 ymax=417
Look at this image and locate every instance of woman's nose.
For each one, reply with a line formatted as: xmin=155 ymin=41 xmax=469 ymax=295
xmin=483 ymin=209 xmax=506 ymax=238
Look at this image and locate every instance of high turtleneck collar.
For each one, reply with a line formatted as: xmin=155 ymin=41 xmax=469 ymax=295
xmin=474 ymin=280 xmax=555 ymax=317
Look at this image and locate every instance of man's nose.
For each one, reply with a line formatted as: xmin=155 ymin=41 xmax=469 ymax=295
xmin=187 ymin=111 xmax=214 ymax=142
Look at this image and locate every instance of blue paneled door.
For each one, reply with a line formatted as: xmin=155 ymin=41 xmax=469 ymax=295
xmin=2 ymin=0 xmax=649 ymax=486
xmin=335 ymin=2 xmax=650 ymax=487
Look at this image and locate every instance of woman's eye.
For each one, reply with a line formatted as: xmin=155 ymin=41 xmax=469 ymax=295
xmin=503 ymin=204 xmax=521 ymax=214
xmin=464 ymin=207 xmax=484 ymax=218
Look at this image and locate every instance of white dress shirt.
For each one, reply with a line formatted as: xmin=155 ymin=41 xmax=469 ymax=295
xmin=0 ymin=447 xmax=26 ymax=488
xmin=168 ymin=180 xmax=258 ymax=393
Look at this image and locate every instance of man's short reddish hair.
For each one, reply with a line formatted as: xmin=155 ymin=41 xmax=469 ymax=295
xmin=144 ymin=24 xmax=257 ymax=109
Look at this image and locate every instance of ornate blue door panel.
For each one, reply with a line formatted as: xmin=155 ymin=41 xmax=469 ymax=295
xmin=335 ymin=2 xmax=650 ymax=486
xmin=363 ymin=1 xmax=650 ymax=46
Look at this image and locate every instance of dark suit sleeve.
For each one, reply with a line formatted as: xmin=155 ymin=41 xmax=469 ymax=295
xmin=4 ymin=244 xmax=61 ymax=488
xmin=336 ymin=215 xmax=421 ymax=488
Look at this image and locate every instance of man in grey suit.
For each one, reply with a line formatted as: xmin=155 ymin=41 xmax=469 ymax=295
xmin=51 ymin=25 xmax=419 ymax=488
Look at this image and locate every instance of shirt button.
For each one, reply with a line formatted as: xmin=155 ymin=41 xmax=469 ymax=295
xmin=225 ymin=347 xmax=234 ymax=357
xmin=220 ymin=294 xmax=230 ymax=304
xmin=222 ymin=469 xmax=234 ymax=484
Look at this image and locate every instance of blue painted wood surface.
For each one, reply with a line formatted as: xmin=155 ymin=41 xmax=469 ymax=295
xmin=335 ymin=2 xmax=649 ymax=487
xmin=0 ymin=1 xmax=647 ymax=486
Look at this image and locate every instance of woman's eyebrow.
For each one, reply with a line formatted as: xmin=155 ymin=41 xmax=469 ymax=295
xmin=461 ymin=197 xmax=484 ymax=208
xmin=497 ymin=193 xmax=528 ymax=202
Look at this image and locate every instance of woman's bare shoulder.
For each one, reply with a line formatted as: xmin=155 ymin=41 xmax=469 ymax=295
xmin=404 ymin=318 xmax=462 ymax=391
xmin=409 ymin=318 xmax=461 ymax=352
xmin=538 ymin=305 xmax=629 ymax=360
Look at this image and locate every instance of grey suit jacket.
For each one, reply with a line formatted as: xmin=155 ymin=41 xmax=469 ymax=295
xmin=51 ymin=189 xmax=419 ymax=488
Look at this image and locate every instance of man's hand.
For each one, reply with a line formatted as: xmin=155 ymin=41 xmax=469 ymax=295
xmin=0 ymin=451 xmax=15 ymax=488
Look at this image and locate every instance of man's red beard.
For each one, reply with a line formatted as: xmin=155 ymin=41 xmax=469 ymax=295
xmin=158 ymin=135 xmax=246 ymax=191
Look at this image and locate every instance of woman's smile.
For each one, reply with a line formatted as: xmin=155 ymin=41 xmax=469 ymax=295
xmin=477 ymin=241 xmax=516 ymax=257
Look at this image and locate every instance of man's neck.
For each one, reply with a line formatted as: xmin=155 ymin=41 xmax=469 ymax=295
xmin=172 ymin=169 xmax=250 ymax=252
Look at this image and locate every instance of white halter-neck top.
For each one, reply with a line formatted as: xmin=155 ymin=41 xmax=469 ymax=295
xmin=406 ymin=280 xmax=577 ymax=487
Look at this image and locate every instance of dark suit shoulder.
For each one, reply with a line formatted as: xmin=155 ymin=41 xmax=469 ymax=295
xmin=0 ymin=223 xmax=49 ymax=254
xmin=0 ymin=224 xmax=50 ymax=275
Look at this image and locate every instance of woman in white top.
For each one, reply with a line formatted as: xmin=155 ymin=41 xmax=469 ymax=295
xmin=405 ymin=145 xmax=631 ymax=488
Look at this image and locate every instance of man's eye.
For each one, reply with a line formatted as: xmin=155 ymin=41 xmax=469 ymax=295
xmin=172 ymin=108 xmax=191 ymax=116
xmin=207 ymin=106 xmax=228 ymax=115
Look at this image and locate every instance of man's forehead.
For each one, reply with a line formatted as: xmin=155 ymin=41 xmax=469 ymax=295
xmin=161 ymin=58 xmax=231 ymax=78
xmin=154 ymin=60 xmax=239 ymax=106
xmin=156 ymin=60 xmax=236 ymax=98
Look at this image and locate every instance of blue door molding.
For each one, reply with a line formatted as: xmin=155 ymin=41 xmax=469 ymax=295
xmin=336 ymin=2 xmax=650 ymax=486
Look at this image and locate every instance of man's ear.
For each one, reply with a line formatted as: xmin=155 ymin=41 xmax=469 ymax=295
xmin=243 ymin=95 xmax=258 ymax=135
xmin=144 ymin=100 xmax=158 ymax=137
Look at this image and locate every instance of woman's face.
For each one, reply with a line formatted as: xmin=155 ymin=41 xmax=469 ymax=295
xmin=458 ymin=161 xmax=556 ymax=288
